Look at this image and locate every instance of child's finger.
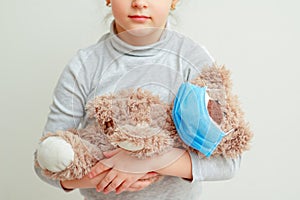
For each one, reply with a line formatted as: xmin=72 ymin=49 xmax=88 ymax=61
xmin=96 ymin=170 xmax=117 ymax=192
xmin=88 ymin=162 xmax=111 ymax=178
xmin=103 ymin=177 xmax=123 ymax=194
xmin=114 ymin=179 xmax=132 ymax=194
xmin=139 ymin=172 xmax=159 ymax=180
xmin=118 ymin=179 xmax=152 ymax=193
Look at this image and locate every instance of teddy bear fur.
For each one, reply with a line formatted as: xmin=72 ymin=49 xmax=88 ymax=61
xmin=35 ymin=65 xmax=253 ymax=181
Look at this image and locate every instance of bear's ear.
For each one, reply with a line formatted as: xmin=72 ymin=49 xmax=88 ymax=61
xmin=207 ymin=100 xmax=223 ymax=125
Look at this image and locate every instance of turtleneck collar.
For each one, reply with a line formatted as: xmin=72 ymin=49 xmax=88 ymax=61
xmin=108 ymin=21 xmax=173 ymax=57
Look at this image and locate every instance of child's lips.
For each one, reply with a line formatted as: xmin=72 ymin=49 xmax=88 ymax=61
xmin=128 ymin=15 xmax=151 ymax=22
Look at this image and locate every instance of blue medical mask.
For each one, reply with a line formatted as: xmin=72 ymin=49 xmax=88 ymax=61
xmin=172 ymin=82 xmax=226 ymax=157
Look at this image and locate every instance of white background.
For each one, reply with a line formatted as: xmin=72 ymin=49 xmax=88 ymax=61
xmin=1 ymin=0 xmax=299 ymax=199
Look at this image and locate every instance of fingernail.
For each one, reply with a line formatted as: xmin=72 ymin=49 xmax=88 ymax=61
xmin=97 ymin=187 xmax=102 ymax=192
xmin=103 ymin=189 xmax=109 ymax=194
xmin=116 ymin=190 xmax=122 ymax=194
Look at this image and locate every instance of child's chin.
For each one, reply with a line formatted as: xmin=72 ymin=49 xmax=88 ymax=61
xmin=126 ymin=27 xmax=162 ymax=37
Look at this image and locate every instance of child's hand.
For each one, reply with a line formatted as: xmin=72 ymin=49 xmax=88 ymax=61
xmin=96 ymin=168 xmax=149 ymax=194
xmin=87 ymin=148 xmax=122 ymax=179
xmin=88 ymin=148 xmax=160 ymax=194
xmin=127 ymin=171 xmax=160 ymax=192
xmin=61 ymin=170 xmax=158 ymax=192
xmin=88 ymin=161 xmax=111 ymax=179
xmin=88 ymin=161 xmax=150 ymax=194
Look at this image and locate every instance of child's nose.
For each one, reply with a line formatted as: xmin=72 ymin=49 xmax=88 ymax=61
xmin=132 ymin=0 xmax=148 ymax=9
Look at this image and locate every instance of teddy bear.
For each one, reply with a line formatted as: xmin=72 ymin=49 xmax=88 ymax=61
xmin=34 ymin=65 xmax=253 ymax=181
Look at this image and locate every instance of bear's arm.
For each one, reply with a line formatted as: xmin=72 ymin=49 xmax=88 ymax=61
xmin=34 ymin=51 xmax=89 ymax=190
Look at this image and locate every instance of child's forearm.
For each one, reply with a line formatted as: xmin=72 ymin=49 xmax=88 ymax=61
xmin=155 ymin=151 xmax=192 ymax=180
xmin=60 ymin=172 xmax=108 ymax=190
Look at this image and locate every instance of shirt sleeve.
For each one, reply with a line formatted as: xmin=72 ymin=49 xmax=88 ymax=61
xmin=34 ymin=50 xmax=90 ymax=190
xmin=188 ymin=151 xmax=241 ymax=182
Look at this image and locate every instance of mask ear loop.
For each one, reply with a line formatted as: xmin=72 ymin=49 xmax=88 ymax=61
xmin=185 ymin=68 xmax=191 ymax=82
xmin=225 ymin=128 xmax=235 ymax=135
xmin=186 ymin=68 xmax=206 ymax=86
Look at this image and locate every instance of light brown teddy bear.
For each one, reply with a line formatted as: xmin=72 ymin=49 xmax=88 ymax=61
xmin=35 ymin=65 xmax=253 ymax=181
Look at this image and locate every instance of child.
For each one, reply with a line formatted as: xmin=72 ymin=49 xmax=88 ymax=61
xmin=34 ymin=0 xmax=241 ymax=199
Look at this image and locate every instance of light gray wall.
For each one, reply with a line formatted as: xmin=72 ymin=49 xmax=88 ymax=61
xmin=1 ymin=0 xmax=299 ymax=199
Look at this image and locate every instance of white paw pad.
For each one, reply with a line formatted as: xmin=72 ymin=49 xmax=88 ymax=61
xmin=37 ymin=137 xmax=74 ymax=172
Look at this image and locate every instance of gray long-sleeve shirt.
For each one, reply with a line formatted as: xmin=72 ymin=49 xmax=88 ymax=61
xmin=34 ymin=21 xmax=241 ymax=200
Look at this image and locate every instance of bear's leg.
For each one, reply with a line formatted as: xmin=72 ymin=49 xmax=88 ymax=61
xmin=35 ymin=130 xmax=102 ymax=180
